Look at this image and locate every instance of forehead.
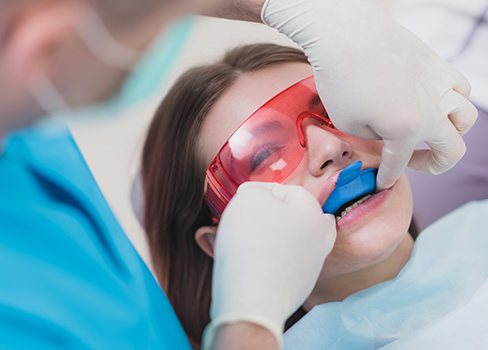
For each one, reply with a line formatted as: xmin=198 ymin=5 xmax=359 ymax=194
xmin=199 ymin=62 xmax=313 ymax=166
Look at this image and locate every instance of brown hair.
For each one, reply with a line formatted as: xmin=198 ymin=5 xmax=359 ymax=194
xmin=141 ymin=43 xmax=310 ymax=347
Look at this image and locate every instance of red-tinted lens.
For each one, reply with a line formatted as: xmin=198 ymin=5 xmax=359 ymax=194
xmin=205 ymin=75 xmax=331 ymax=216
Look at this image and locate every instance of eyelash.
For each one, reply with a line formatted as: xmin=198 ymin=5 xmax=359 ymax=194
xmin=250 ymin=144 xmax=284 ymax=171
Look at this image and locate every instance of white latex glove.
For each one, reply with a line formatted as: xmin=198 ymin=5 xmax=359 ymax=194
xmin=202 ymin=182 xmax=336 ymax=349
xmin=262 ymin=0 xmax=478 ymax=189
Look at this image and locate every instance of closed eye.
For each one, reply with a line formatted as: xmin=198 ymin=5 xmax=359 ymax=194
xmin=250 ymin=144 xmax=285 ymax=172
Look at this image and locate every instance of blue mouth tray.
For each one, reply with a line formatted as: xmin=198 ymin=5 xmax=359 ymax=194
xmin=322 ymin=161 xmax=377 ymax=215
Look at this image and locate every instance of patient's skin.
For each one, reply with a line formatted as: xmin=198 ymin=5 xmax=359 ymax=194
xmin=196 ymin=62 xmax=414 ymax=308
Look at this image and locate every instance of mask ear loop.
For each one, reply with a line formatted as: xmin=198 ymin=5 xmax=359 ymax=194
xmin=74 ymin=6 xmax=142 ymax=71
xmin=29 ymin=74 xmax=72 ymax=117
xmin=28 ymin=5 xmax=144 ymax=117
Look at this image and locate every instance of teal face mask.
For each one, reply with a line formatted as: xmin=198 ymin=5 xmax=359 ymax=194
xmin=28 ymin=9 xmax=193 ymax=119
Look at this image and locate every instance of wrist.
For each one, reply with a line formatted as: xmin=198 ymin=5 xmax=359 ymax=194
xmin=206 ymin=287 xmax=287 ymax=346
xmin=206 ymin=321 xmax=279 ymax=350
xmin=203 ymin=312 xmax=284 ymax=350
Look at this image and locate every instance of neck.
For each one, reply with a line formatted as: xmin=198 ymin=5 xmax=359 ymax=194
xmin=303 ymin=234 xmax=414 ymax=309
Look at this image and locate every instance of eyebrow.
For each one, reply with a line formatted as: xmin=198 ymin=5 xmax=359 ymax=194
xmin=228 ymin=120 xmax=286 ymax=167
xmin=250 ymin=120 xmax=285 ymax=136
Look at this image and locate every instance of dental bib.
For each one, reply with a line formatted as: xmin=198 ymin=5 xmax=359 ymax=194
xmin=322 ymin=161 xmax=377 ymax=215
xmin=284 ymin=200 xmax=488 ymax=350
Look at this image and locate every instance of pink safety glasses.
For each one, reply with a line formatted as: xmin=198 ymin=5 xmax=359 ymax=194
xmin=205 ymin=75 xmax=335 ymax=217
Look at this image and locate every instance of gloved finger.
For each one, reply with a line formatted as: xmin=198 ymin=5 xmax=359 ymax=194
xmin=441 ymin=90 xmax=478 ymax=136
xmin=248 ymin=183 xmax=337 ymax=242
xmin=332 ymin=118 xmax=381 ymax=140
xmin=237 ymin=182 xmax=319 ymax=208
xmin=408 ymin=121 xmax=466 ymax=175
xmin=376 ymin=139 xmax=415 ymax=190
xmin=235 ymin=182 xmax=282 ymax=206
xmin=269 ymin=183 xmax=320 ymax=209
xmin=237 ymin=181 xmax=293 ymax=200
xmin=448 ymin=66 xmax=472 ymax=98
xmin=322 ymin=214 xmax=338 ymax=249
xmin=236 ymin=181 xmax=276 ymax=194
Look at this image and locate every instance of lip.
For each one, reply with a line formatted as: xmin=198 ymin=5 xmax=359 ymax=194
xmin=317 ymin=171 xmax=341 ymax=208
xmin=335 ymin=186 xmax=393 ymax=232
xmin=317 ymin=162 xmax=376 ymax=208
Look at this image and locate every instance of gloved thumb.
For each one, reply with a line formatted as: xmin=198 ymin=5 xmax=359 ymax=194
xmin=321 ymin=213 xmax=337 ymax=255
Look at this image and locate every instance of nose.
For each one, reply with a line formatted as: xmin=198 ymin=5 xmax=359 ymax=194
xmin=301 ymin=117 xmax=352 ymax=177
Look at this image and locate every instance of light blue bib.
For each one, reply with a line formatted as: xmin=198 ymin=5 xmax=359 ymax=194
xmin=285 ymin=200 xmax=488 ymax=349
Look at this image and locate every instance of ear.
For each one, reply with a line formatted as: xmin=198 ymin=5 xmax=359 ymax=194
xmin=195 ymin=226 xmax=218 ymax=258
xmin=3 ymin=1 xmax=88 ymax=81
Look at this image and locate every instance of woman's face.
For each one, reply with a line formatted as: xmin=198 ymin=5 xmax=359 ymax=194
xmin=198 ymin=62 xmax=413 ymax=279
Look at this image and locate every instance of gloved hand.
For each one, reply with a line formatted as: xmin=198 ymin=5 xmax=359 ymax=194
xmin=262 ymin=0 xmax=478 ymax=190
xmin=202 ymin=182 xmax=336 ymax=349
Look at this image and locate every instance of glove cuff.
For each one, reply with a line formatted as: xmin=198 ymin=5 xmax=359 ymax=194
xmin=202 ymin=314 xmax=283 ymax=350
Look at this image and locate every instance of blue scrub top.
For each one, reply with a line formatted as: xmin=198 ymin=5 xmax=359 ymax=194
xmin=0 ymin=124 xmax=191 ymax=349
